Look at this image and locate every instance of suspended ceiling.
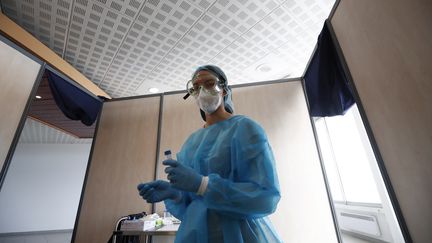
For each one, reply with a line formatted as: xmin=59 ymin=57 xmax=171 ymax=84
xmin=2 ymin=0 xmax=335 ymax=143
xmin=1 ymin=0 xmax=335 ymax=98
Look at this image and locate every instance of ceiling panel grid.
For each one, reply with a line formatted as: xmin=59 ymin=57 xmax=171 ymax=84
xmin=100 ymin=0 xmax=208 ymax=97
xmin=1 ymin=0 xmax=72 ymax=55
xmin=1 ymin=0 xmax=336 ymax=98
xmin=135 ymin=0 xmax=282 ymax=94
xmin=134 ymin=0 xmax=334 ymax=93
xmin=136 ymin=11 xmax=243 ymax=94
xmin=207 ymin=0 xmax=279 ymax=35
xmin=63 ymin=0 xmax=146 ymax=87
xmin=1 ymin=0 xmax=336 ymax=142
xmin=224 ymin=0 xmax=334 ymax=81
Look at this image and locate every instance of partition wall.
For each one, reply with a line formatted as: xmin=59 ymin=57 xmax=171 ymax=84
xmin=72 ymin=80 xmax=339 ymax=243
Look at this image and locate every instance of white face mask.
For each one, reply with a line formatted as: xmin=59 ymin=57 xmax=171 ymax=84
xmin=195 ymin=88 xmax=223 ymax=114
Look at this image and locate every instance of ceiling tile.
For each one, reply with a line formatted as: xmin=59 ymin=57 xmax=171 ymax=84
xmin=1 ymin=0 xmax=72 ymax=56
xmin=135 ymin=12 xmax=241 ymax=94
xmin=3 ymin=0 xmax=338 ymax=141
xmin=3 ymin=0 xmax=336 ymax=98
xmin=101 ymin=0 xmax=205 ymax=97
xmin=207 ymin=0 xmax=280 ymax=34
xmin=64 ymin=0 xmax=139 ymax=86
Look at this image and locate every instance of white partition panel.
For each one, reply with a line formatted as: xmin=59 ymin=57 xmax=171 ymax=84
xmin=0 ymin=143 xmax=91 ymax=233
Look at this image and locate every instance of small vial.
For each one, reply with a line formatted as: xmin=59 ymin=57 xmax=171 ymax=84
xmin=164 ymin=150 xmax=172 ymax=160
xmin=163 ymin=210 xmax=171 ymax=218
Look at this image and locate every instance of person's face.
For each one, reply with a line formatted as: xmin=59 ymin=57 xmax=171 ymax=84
xmin=190 ymin=70 xmax=227 ymax=114
xmin=192 ymin=71 xmax=220 ymax=94
xmin=190 ymin=70 xmax=226 ymax=97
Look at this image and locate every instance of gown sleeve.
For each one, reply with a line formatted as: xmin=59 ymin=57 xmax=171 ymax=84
xmin=202 ymin=118 xmax=281 ymax=219
xmin=163 ymin=134 xmax=197 ymax=221
xmin=164 ymin=191 xmax=189 ymax=221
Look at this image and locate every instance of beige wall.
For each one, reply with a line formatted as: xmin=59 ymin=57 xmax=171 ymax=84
xmin=155 ymin=82 xmax=338 ymax=242
xmin=155 ymin=93 xmax=204 ymax=214
xmin=331 ymin=0 xmax=432 ymax=242
xmin=76 ymin=81 xmax=338 ymax=242
xmin=0 ymin=38 xmax=41 ymax=172
xmin=73 ymin=97 xmax=160 ymax=243
xmin=234 ymin=82 xmax=338 ymax=243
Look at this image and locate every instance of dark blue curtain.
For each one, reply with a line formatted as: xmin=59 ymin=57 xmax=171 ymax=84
xmin=304 ymin=21 xmax=355 ymax=117
xmin=47 ymin=70 xmax=103 ymax=126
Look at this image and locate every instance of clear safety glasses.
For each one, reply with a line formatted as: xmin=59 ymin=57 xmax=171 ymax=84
xmin=183 ymin=74 xmax=223 ymax=99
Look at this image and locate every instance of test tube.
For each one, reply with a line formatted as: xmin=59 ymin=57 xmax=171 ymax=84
xmin=164 ymin=150 xmax=172 ymax=160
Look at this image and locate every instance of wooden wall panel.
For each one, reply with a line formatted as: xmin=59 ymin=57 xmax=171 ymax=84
xmin=73 ymin=97 xmax=160 ymax=243
xmin=234 ymin=82 xmax=337 ymax=243
xmin=0 ymin=38 xmax=41 ymax=171
xmin=155 ymin=93 xmax=204 ymax=214
xmin=331 ymin=1 xmax=432 ymax=242
xmin=156 ymin=82 xmax=337 ymax=242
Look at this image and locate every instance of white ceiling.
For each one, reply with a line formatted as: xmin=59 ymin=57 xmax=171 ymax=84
xmin=19 ymin=118 xmax=93 ymax=144
xmin=2 ymin=0 xmax=334 ymax=143
xmin=1 ymin=0 xmax=335 ymax=98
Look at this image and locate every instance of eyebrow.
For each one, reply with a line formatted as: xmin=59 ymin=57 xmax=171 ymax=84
xmin=193 ymin=75 xmax=217 ymax=83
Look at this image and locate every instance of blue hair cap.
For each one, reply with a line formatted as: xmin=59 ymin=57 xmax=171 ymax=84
xmin=192 ymin=65 xmax=234 ymax=121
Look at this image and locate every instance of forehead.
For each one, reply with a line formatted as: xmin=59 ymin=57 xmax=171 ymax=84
xmin=194 ymin=70 xmax=212 ymax=77
xmin=193 ymin=70 xmax=216 ymax=81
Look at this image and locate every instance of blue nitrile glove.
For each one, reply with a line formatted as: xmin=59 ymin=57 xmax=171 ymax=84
xmin=137 ymin=180 xmax=181 ymax=203
xmin=163 ymin=159 xmax=202 ymax=193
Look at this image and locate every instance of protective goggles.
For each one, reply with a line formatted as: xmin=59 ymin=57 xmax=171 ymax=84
xmin=183 ymin=74 xmax=225 ymax=100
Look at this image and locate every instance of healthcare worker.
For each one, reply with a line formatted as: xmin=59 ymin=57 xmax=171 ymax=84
xmin=137 ymin=65 xmax=282 ymax=243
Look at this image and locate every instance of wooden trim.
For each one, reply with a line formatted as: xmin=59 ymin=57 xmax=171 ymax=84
xmin=0 ymin=13 xmax=110 ymax=99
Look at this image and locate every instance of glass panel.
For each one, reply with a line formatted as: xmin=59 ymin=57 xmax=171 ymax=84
xmin=0 ymin=68 xmax=93 ymax=242
xmin=324 ymin=107 xmax=381 ymax=204
xmin=315 ymin=118 xmax=345 ymax=202
xmin=314 ymin=105 xmax=405 ymax=243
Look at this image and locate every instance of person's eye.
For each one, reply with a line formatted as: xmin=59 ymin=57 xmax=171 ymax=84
xmin=205 ymin=80 xmax=216 ymax=87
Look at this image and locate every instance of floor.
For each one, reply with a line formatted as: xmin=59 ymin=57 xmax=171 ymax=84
xmin=0 ymin=231 xmax=71 ymax=243
xmin=0 ymin=231 xmax=377 ymax=243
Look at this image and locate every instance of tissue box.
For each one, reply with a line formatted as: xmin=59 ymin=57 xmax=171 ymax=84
xmin=120 ymin=219 xmax=156 ymax=231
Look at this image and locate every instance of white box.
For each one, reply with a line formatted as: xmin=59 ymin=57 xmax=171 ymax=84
xmin=120 ymin=219 xmax=156 ymax=231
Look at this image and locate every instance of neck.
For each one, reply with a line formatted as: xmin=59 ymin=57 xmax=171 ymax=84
xmin=204 ymin=106 xmax=232 ymax=127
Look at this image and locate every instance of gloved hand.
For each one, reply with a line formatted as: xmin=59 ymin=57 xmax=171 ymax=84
xmin=137 ymin=180 xmax=181 ymax=203
xmin=163 ymin=159 xmax=202 ymax=193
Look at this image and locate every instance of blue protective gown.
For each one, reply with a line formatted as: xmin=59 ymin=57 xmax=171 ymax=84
xmin=164 ymin=115 xmax=282 ymax=243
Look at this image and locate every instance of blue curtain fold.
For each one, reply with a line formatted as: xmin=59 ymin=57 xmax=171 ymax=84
xmin=304 ymin=21 xmax=355 ymax=117
xmin=47 ymin=70 xmax=103 ymax=126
